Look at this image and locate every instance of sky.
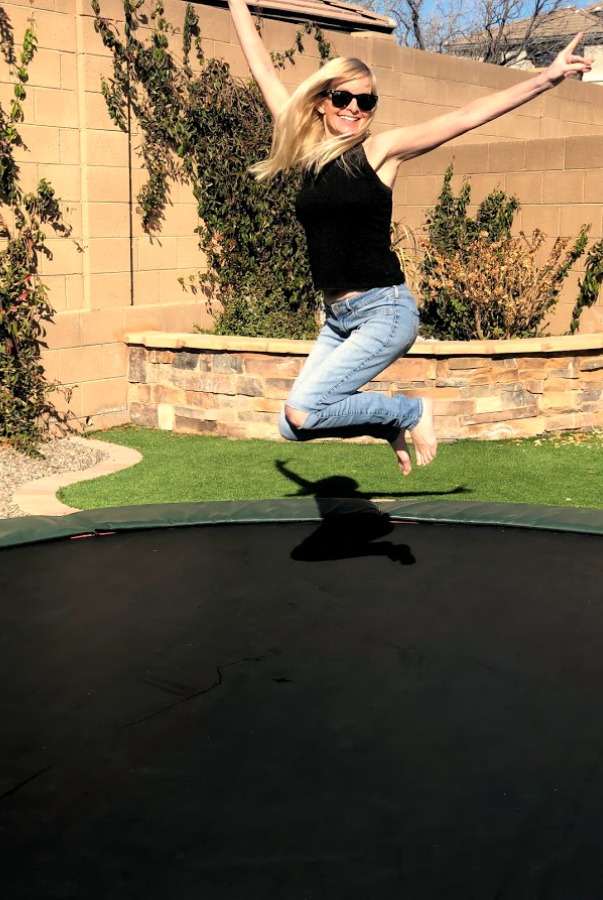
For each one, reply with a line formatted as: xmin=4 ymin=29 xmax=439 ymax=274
xmin=365 ymin=0 xmax=599 ymax=16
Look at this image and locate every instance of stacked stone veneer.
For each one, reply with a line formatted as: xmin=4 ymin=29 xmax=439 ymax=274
xmin=127 ymin=333 xmax=603 ymax=442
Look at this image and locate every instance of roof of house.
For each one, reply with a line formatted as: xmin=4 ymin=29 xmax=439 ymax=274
xmin=446 ymin=4 xmax=603 ymax=51
xmin=207 ymin=0 xmax=396 ymax=34
xmin=500 ymin=4 xmax=603 ymax=42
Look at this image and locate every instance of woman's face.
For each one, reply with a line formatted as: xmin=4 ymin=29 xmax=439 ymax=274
xmin=316 ymin=74 xmax=376 ymax=139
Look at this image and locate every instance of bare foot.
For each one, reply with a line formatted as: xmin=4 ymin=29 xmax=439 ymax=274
xmin=390 ymin=430 xmax=412 ymax=476
xmin=409 ymin=398 xmax=437 ymax=466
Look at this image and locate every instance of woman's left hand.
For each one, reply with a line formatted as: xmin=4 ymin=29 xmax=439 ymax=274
xmin=366 ymin=30 xmax=594 ymax=170
xmin=543 ymin=32 xmax=593 ymax=85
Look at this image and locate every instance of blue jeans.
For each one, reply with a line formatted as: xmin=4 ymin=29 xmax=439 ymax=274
xmin=279 ymin=283 xmax=422 ymax=443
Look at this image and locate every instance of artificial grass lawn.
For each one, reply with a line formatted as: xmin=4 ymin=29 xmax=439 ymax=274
xmin=60 ymin=426 xmax=603 ymax=511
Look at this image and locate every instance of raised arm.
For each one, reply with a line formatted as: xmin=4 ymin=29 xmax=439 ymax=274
xmin=367 ymin=33 xmax=593 ymax=173
xmin=228 ymin=0 xmax=290 ymax=120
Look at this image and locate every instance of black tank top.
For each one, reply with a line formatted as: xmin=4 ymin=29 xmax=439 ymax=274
xmin=295 ymin=143 xmax=404 ymax=292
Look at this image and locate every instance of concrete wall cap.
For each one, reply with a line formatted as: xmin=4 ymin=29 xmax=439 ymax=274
xmin=125 ymin=330 xmax=603 ymax=357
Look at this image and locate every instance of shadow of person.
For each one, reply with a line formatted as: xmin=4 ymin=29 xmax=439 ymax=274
xmin=275 ymin=460 xmax=416 ymax=566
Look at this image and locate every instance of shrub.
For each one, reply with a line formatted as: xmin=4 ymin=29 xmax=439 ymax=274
xmin=419 ymin=165 xmax=589 ymax=340
xmin=0 ymin=13 xmax=72 ymax=453
xmin=569 ymin=237 xmax=603 ymax=335
xmin=423 ymin=228 xmax=590 ymax=340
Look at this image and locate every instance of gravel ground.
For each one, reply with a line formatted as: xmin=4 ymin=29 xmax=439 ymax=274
xmin=0 ymin=438 xmax=107 ymax=519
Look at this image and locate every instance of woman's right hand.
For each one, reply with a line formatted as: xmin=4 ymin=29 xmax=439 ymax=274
xmin=227 ymin=0 xmax=290 ymax=120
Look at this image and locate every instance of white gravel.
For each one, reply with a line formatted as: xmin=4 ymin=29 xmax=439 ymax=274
xmin=0 ymin=437 xmax=107 ymax=519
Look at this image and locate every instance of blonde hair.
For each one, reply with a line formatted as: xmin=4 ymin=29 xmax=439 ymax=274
xmin=251 ymin=57 xmax=377 ymax=182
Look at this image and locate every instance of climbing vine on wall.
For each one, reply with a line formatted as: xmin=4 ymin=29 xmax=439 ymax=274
xmin=0 ymin=9 xmax=72 ymax=453
xmin=92 ymin=0 xmax=332 ymax=339
xmin=569 ymin=237 xmax=603 ymax=335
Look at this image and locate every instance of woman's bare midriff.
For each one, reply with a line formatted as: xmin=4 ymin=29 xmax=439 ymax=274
xmin=323 ymin=289 xmax=361 ymax=305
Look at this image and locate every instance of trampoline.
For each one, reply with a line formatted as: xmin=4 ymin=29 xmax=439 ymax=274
xmin=1 ymin=497 xmax=603 ymax=899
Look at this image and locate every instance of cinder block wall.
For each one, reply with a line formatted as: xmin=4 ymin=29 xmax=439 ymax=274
xmin=2 ymin=0 xmax=603 ymax=429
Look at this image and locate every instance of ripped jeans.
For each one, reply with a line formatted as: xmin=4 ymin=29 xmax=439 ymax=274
xmin=279 ymin=283 xmax=422 ymax=444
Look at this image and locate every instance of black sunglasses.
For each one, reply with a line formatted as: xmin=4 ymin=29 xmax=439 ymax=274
xmin=322 ymin=89 xmax=378 ymax=113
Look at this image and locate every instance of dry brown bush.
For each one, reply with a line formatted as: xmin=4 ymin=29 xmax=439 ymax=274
xmin=421 ymin=228 xmax=588 ymax=339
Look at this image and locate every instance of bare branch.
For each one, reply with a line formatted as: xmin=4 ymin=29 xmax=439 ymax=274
xmin=362 ymin=0 xmax=575 ymax=67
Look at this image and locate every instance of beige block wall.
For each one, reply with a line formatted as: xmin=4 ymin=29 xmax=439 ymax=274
xmin=3 ymin=0 xmax=216 ymax=430
xmin=2 ymin=0 xmax=603 ymax=430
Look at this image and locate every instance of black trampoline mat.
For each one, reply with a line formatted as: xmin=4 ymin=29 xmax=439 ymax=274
xmin=1 ymin=519 xmax=603 ymax=899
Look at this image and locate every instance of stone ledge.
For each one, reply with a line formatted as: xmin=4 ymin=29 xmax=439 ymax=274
xmin=13 ymin=438 xmax=143 ymax=518
xmin=125 ymin=331 xmax=315 ymax=356
xmin=125 ymin=331 xmax=603 ymax=357
xmin=126 ymin=334 xmax=603 ymax=442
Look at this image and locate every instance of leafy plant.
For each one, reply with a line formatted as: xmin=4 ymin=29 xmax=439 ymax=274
xmin=419 ymin=164 xmax=589 ymax=339
xmin=423 ymin=228 xmax=589 ymax=340
xmin=92 ymin=0 xmax=332 ymax=339
xmin=569 ymin=237 xmax=603 ymax=334
xmin=0 ymin=12 xmax=72 ymax=453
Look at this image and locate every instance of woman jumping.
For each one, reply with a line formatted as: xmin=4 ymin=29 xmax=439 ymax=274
xmin=228 ymin=0 xmax=592 ymax=474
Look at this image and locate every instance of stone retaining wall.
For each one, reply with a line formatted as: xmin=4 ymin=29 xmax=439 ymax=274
xmin=126 ymin=332 xmax=603 ymax=442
